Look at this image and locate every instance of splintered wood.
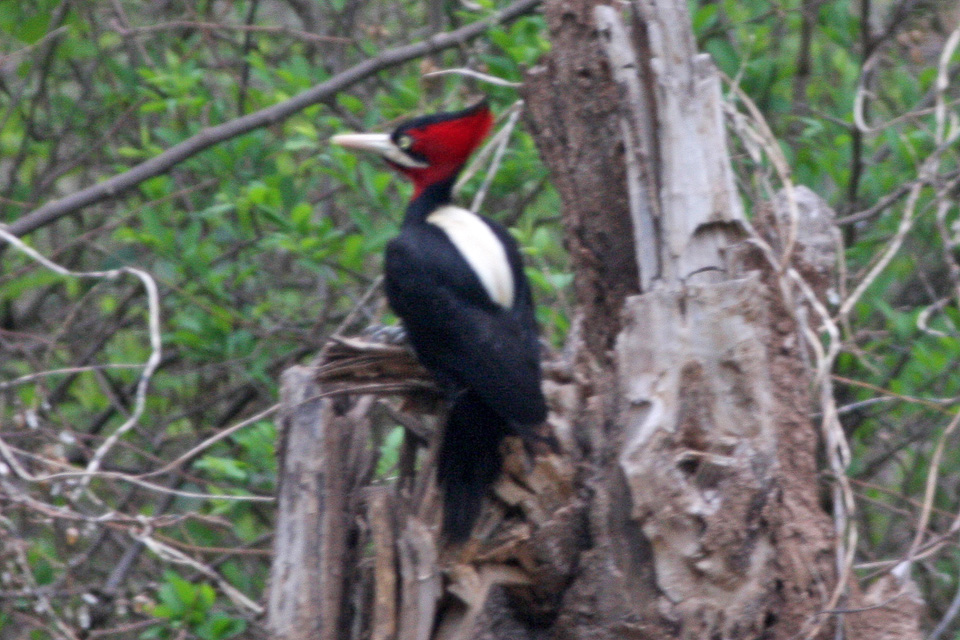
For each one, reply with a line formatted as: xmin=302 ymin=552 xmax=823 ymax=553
xmin=269 ymin=340 xmax=579 ymax=640
xmin=596 ymin=1 xmax=746 ymax=286
xmin=315 ymin=336 xmax=436 ymax=397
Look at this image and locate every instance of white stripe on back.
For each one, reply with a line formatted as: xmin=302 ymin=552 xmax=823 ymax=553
xmin=426 ymin=205 xmax=515 ymax=308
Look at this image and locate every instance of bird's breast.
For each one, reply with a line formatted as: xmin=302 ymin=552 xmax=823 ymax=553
xmin=425 ymin=205 xmax=515 ymax=308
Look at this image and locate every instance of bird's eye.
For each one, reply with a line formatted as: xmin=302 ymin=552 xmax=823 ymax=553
xmin=397 ymin=135 xmax=413 ymax=150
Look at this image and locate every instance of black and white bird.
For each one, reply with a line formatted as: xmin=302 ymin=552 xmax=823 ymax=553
xmin=332 ymin=99 xmax=546 ymax=541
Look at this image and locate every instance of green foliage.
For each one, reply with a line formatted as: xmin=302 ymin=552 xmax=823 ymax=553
xmin=375 ymin=425 xmax=406 ymax=479
xmin=195 ymin=421 xmax=277 ymax=491
xmin=145 ymin=571 xmax=246 ymax=639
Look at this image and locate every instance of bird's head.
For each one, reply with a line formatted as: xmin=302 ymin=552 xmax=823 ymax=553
xmin=331 ymin=100 xmax=493 ymax=199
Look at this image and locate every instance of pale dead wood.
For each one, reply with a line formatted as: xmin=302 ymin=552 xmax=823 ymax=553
xmin=616 ymin=277 xmax=784 ymax=637
xmin=600 ymin=3 xmax=794 ymax=633
xmin=368 ymin=490 xmax=398 ymax=640
xmin=315 ymin=336 xmax=438 ymax=405
xmin=396 ymin=519 xmax=441 ymax=640
xmin=268 ymin=368 xmax=328 ymax=639
xmin=268 ymin=336 xmax=583 ymax=638
xmin=631 ymin=0 xmax=746 ymax=283
xmin=269 ymin=367 xmax=375 ymax=640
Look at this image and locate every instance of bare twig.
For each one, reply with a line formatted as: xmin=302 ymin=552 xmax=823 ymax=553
xmin=928 ymin=565 xmax=960 ymax=640
xmin=310 ymin=275 xmax=385 ymax=367
xmin=113 ymin=19 xmax=353 ymax=44
xmin=0 ymin=26 xmax=68 ymax=67
xmin=835 ymin=156 xmax=953 ymax=320
xmin=832 ymin=374 xmax=958 ymax=415
xmin=905 ymin=410 xmax=960 ymax=563
xmin=422 ymin=68 xmax=522 ymax=87
xmin=140 ymin=404 xmax=280 ymax=478
xmin=10 ymin=537 xmax=81 ymax=640
xmin=469 ymin=100 xmax=523 ymax=213
xmin=0 ymin=226 xmax=162 ymax=487
xmin=724 ymin=80 xmax=859 ymax=640
xmin=134 ymin=531 xmax=264 ymax=614
xmin=0 ymin=441 xmax=275 ymax=501
xmin=0 ymin=364 xmax=147 ymax=391
xmin=454 ymin=99 xmax=523 ymax=196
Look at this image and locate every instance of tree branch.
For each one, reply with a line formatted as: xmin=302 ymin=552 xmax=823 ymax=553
xmin=4 ymin=0 xmax=541 ymax=238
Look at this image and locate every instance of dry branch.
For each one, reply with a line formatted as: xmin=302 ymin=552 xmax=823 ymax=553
xmin=111 ymin=20 xmax=354 ymax=44
xmin=4 ymin=0 xmax=541 ymax=238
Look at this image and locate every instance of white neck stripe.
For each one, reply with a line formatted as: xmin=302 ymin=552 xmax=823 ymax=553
xmin=426 ymin=206 xmax=515 ymax=308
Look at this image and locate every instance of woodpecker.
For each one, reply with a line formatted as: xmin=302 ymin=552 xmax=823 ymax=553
xmin=332 ymin=99 xmax=547 ymax=541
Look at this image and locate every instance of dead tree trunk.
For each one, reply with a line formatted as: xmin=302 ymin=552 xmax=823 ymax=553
xmin=267 ymin=1 xmax=924 ymax=638
xmin=521 ymin=1 xmax=841 ymax=637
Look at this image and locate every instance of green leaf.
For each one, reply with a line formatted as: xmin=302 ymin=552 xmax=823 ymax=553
xmin=195 ymin=456 xmax=249 ymax=482
xmin=337 ymin=93 xmax=364 ymax=114
xmin=17 ymin=9 xmax=52 ymax=44
xmin=376 ymin=426 xmax=405 ymax=478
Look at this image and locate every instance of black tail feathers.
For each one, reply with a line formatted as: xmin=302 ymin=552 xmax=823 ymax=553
xmin=436 ymin=390 xmax=508 ymax=542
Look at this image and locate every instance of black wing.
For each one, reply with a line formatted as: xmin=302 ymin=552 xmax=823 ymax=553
xmin=384 ymin=220 xmax=546 ymax=426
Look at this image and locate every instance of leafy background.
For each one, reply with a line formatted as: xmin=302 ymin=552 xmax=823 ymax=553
xmin=1 ymin=0 xmax=959 ymax=637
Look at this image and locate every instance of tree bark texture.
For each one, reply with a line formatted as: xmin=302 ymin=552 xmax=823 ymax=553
xmin=269 ymin=367 xmax=377 ymax=640
xmin=523 ymin=1 xmax=841 ymax=637
xmin=267 ymin=0 xmax=924 ymax=638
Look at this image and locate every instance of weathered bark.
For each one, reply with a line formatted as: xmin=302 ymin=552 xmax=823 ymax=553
xmin=521 ymin=0 xmax=640 ymax=365
xmin=751 ymin=190 xmax=925 ymax=640
xmin=267 ymin=0 xmax=923 ymax=638
xmin=268 ymin=367 xmax=375 ymax=640
xmin=523 ymin=1 xmax=840 ymax=638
